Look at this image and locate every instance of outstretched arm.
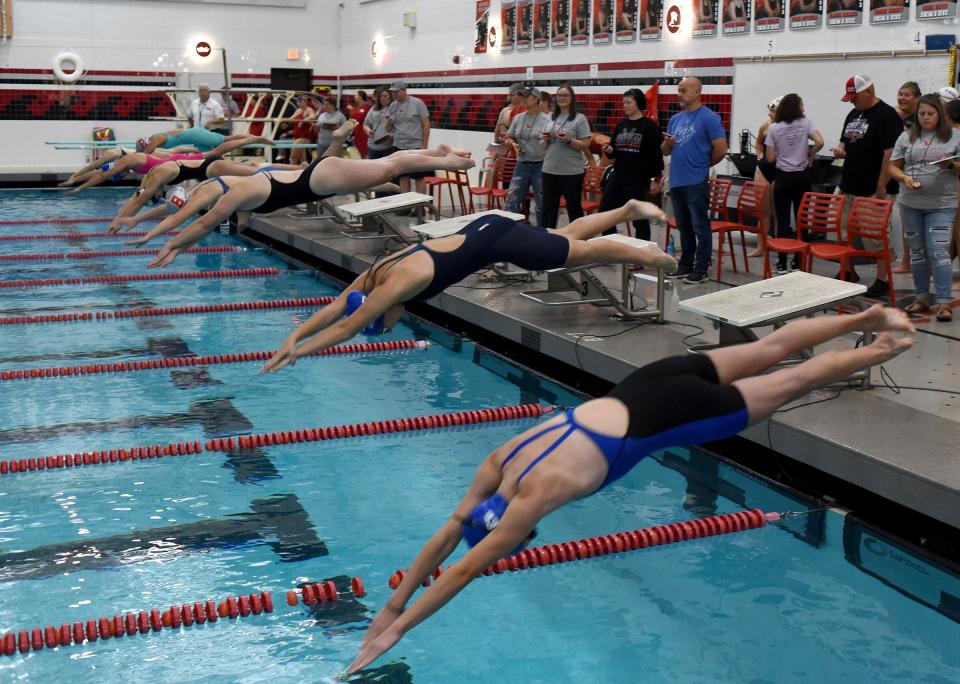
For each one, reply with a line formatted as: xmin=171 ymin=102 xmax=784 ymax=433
xmin=108 ymin=167 xmax=171 ymax=230
xmin=125 ymin=183 xmax=220 ymax=244
xmin=347 ymin=490 xmax=543 ymax=675
xmin=115 ymin=205 xmax=168 ymax=232
xmin=61 ymin=148 xmax=123 ymax=184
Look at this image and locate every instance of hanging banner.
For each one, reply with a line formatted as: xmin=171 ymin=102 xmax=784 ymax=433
xmin=754 ymin=0 xmax=786 ymax=30
xmin=593 ymin=0 xmax=615 ymax=43
xmin=534 ymin=0 xmax=551 ymax=46
xmin=502 ymin=0 xmax=517 ymax=50
xmin=789 ymin=0 xmax=823 ymax=27
xmin=915 ymin=0 xmax=953 ymax=19
xmin=475 ymin=1 xmax=491 ymax=53
xmin=640 ymin=0 xmax=664 ymax=38
xmin=722 ymin=0 xmax=752 ymax=33
xmin=552 ymin=0 xmax=571 ymax=46
xmin=869 ymin=0 xmax=908 ymax=21
xmin=571 ymin=0 xmax=591 ymax=44
xmin=615 ymin=0 xmax=639 ymax=41
xmin=826 ymin=0 xmax=863 ymax=25
xmin=517 ymin=0 xmax=533 ymax=49
xmin=693 ymin=0 xmax=720 ymax=34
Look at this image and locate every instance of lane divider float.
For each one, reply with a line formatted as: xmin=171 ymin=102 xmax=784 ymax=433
xmin=0 ymin=403 xmax=551 ymax=476
xmin=0 ymin=267 xmax=278 ymax=289
xmin=1 ymin=339 xmax=427 ymax=381
xmin=0 ymin=217 xmax=120 ymax=226
xmin=389 ymin=509 xmax=778 ymax=589
xmin=0 ymin=245 xmax=242 ymax=262
xmin=0 ymin=576 xmax=368 ymax=657
xmin=0 ymin=231 xmax=180 ymax=242
xmin=0 ymin=296 xmax=337 ymax=327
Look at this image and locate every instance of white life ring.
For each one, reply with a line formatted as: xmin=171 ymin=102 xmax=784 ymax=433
xmin=52 ymin=51 xmax=84 ymax=83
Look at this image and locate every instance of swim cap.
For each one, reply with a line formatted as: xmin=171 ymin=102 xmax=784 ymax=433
xmin=100 ymin=161 xmax=123 ymax=182
xmin=938 ymin=86 xmax=959 ymax=102
xmin=165 ymin=184 xmax=188 ymax=211
xmin=344 ymin=291 xmax=385 ymax=335
xmin=767 ymin=96 xmax=783 ymax=111
xmin=461 ymin=493 xmax=533 ymax=557
xmin=135 ymin=137 xmax=148 ymax=152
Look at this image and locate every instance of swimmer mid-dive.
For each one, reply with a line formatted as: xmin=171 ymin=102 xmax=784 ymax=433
xmin=345 ymin=304 xmax=915 ymax=673
xmin=258 ymin=200 xmax=676 ymax=374
xmin=146 ymin=144 xmax=476 ymax=267
xmin=60 ymin=134 xmax=274 ymax=193
xmin=138 ymin=126 xmax=257 ymax=154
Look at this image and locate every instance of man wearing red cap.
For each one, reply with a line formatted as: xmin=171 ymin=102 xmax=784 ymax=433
xmin=830 ymin=74 xmax=903 ymax=295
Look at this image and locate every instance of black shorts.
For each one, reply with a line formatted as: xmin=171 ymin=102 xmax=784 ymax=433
xmin=606 ymin=354 xmax=748 ymax=440
xmin=757 ymin=158 xmax=777 ymax=184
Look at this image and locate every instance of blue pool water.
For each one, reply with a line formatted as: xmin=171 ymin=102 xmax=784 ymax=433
xmin=0 ymin=188 xmax=958 ymax=683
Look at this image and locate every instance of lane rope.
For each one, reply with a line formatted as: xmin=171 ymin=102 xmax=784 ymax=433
xmin=0 ymin=231 xmax=180 ymax=242
xmin=0 ymin=246 xmax=243 ymax=262
xmin=0 ymin=267 xmax=279 ymax=289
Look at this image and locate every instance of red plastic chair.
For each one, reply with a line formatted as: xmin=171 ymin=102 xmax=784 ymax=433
xmin=710 ymin=181 xmax=768 ymax=280
xmin=424 ymin=169 xmax=469 ymax=217
xmin=763 ymin=192 xmax=844 ymax=278
xmin=808 ymin=197 xmax=896 ymax=306
xmin=469 ymin=153 xmax=516 ymax=212
xmin=665 ymin=177 xmax=732 ymax=252
xmin=581 ymin=166 xmax=604 ymax=215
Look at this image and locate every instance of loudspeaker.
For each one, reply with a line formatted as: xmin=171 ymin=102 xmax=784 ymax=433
xmin=270 ymin=68 xmax=313 ymax=93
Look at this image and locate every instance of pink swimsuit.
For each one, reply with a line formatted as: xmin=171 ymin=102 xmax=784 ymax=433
xmin=132 ymin=152 xmax=205 ymax=175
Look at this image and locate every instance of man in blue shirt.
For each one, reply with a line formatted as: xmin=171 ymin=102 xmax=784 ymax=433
xmin=662 ymin=77 xmax=728 ymax=283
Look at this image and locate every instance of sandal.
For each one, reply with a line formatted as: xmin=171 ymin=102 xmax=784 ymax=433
xmin=904 ymin=300 xmax=930 ymax=314
xmin=936 ymin=305 xmax=953 ymax=322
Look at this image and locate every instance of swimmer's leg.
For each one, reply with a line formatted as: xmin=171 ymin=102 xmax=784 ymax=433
xmin=705 ymin=304 xmax=915 ymax=385
xmin=555 ymin=199 xmax=665 ymax=241
xmin=309 ymin=154 xmax=474 ymax=196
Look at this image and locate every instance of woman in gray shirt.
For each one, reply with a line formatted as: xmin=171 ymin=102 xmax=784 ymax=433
xmin=364 ymin=87 xmax=397 ymax=161
xmin=506 ymin=87 xmax=552 ymax=226
xmin=889 ymin=94 xmax=960 ymax=321
xmin=540 ymin=84 xmax=592 ymax=228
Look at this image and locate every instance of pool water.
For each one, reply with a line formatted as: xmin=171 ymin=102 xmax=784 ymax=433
xmin=0 ymin=188 xmax=958 ymax=683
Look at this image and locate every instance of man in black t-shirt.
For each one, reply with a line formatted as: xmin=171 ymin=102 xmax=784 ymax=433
xmin=830 ymin=74 xmax=902 ymax=295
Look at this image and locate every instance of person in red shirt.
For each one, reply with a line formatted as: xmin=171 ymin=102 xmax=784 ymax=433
xmin=353 ymin=91 xmax=372 ymax=158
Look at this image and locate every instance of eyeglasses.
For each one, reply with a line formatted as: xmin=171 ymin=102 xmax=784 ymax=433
xmin=556 ymin=93 xmax=571 ymax=98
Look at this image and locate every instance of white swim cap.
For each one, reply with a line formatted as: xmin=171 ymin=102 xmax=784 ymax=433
xmin=165 ymin=184 xmax=188 ymax=212
xmin=767 ymin=96 xmax=784 ymax=111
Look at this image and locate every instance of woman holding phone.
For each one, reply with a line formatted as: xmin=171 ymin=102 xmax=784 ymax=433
xmin=540 ymin=84 xmax=592 ymax=229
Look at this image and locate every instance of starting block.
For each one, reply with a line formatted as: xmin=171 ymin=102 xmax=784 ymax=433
xmin=679 ymin=271 xmax=869 ymax=383
xmin=336 ymin=192 xmax=434 ymax=242
xmin=411 ymin=209 xmax=525 ymax=240
xmin=520 ymin=233 xmax=667 ymax=323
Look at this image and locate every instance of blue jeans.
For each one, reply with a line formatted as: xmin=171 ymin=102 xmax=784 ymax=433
xmin=506 ymin=161 xmax=543 ymax=227
xmin=900 ymin=204 xmax=955 ymax=304
xmin=671 ymin=181 xmax=711 ymax=273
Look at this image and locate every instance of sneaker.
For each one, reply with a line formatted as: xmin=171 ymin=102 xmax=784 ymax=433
xmin=775 ymin=262 xmax=788 ymax=275
xmin=667 ymin=266 xmax=693 ymax=279
xmin=790 ymin=255 xmax=801 ymax=271
xmin=684 ymin=271 xmax=708 ymax=284
xmin=864 ymin=280 xmax=890 ymax=298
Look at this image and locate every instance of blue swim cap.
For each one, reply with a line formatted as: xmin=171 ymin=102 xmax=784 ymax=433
xmin=100 ymin=161 xmax=122 ymax=182
xmin=344 ymin=291 xmax=385 ymax=335
xmin=461 ymin=493 xmax=532 ymax=557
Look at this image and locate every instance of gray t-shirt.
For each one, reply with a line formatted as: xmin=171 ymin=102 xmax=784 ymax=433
xmin=364 ymin=108 xmax=393 ymax=150
xmin=542 ymin=112 xmax=591 ymax=175
xmin=766 ymin=118 xmax=815 ymax=173
xmin=891 ymin=128 xmax=960 ymax=209
xmin=316 ymin=110 xmax=346 ymax=152
xmin=388 ymin=96 xmax=430 ymax=150
xmin=507 ymin=112 xmax=551 ymax=162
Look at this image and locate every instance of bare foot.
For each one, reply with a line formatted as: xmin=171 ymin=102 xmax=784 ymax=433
xmin=860 ymin=303 xmax=916 ymax=335
xmin=435 ymin=143 xmax=471 ymax=158
xmin=445 ymin=154 xmax=476 ymax=171
xmin=333 ymin=120 xmax=359 ymax=139
xmin=892 ymin=263 xmax=911 ymax=273
xmin=869 ymin=331 xmax=915 ymax=363
xmin=746 ymin=249 xmax=763 ymax=257
xmin=637 ymin=244 xmax=678 ymax=271
xmin=624 ymin=199 xmax=666 ymax=224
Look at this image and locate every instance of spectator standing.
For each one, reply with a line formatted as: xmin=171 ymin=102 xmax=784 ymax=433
xmin=889 ymin=94 xmax=960 ymax=322
xmin=363 ymin=87 xmax=397 ymax=197
xmin=748 ymin=97 xmax=780 ymax=257
xmin=186 ymin=83 xmax=225 ymax=131
xmin=599 ymin=88 xmax=663 ymax=240
xmin=765 ymin=94 xmax=824 ymax=273
xmin=495 ymin=83 xmax=526 ymax=143
xmin=505 ymin=86 xmax=551 ymax=226
xmin=540 ymin=83 xmax=591 ymax=228
xmin=353 ymin=91 xmax=372 ymax=158
xmin=539 ymin=90 xmax=553 ymax=116
xmin=386 ymin=81 xmax=432 ymax=194
xmin=316 ymin=96 xmax=347 ymax=158
xmin=661 ymin=77 xmax=728 ymax=284
xmin=892 ymin=81 xmax=922 ymax=273
xmin=289 ymin=95 xmax=317 ymax=166
xmin=831 ymin=74 xmax=902 ymax=295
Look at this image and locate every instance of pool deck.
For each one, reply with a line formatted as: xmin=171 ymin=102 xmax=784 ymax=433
xmin=246 ymin=203 xmax=960 ymax=530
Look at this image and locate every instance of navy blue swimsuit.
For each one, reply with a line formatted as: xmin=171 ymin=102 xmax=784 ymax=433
xmin=506 ymin=354 xmax=749 ymax=490
xmin=370 ymin=214 xmax=570 ymax=301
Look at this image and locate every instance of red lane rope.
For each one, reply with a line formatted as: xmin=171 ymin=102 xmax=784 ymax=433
xmin=0 ymin=231 xmax=181 ymax=242
xmin=0 ymin=246 xmax=242 ymax=262
xmin=0 ymin=217 xmax=118 ymax=226
xmin=389 ymin=509 xmax=778 ymax=590
xmin=0 ymin=296 xmax=335 ymax=326
xmin=0 ymin=404 xmax=551 ymax=477
xmin=0 ymin=267 xmax=278 ymax=289
xmin=0 ymin=577 xmax=368 ymax=656
xmin=1 ymin=339 xmax=428 ymax=381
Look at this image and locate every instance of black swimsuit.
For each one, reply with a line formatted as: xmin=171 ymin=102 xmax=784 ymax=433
xmin=171 ymin=156 xmax=221 ymax=184
xmin=368 ymin=214 xmax=570 ymax=301
xmin=253 ymin=158 xmax=332 ymax=214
